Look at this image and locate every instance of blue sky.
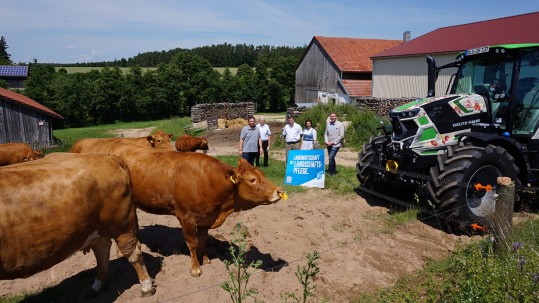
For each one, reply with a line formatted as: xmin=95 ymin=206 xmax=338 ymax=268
xmin=2 ymin=0 xmax=539 ymax=64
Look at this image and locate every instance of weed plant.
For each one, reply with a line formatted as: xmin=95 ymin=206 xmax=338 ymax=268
xmin=221 ymin=223 xmax=262 ymax=303
xmin=281 ymin=251 xmax=322 ymax=303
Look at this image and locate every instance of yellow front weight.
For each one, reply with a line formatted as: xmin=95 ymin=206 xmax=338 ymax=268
xmin=386 ymin=160 xmax=399 ymax=174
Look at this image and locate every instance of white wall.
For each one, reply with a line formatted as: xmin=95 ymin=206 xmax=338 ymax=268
xmin=372 ymin=53 xmax=459 ymax=98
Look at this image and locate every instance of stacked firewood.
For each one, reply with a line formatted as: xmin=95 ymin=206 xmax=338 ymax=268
xmin=191 ymin=102 xmax=255 ymax=123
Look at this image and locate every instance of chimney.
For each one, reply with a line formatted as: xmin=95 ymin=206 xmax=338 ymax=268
xmin=403 ymin=31 xmax=411 ymax=42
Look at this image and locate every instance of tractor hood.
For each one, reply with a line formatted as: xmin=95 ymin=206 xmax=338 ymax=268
xmin=388 ymin=94 xmax=488 ymax=152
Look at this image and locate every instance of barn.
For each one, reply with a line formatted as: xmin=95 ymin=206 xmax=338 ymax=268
xmin=371 ymin=11 xmax=539 ymax=98
xmin=0 ymin=87 xmax=63 ymax=146
xmin=295 ymin=36 xmax=401 ymax=107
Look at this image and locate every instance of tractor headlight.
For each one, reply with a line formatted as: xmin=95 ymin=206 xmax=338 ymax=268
xmin=399 ymin=108 xmax=420 ymax=119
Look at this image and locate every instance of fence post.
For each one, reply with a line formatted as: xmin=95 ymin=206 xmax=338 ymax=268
xmin=489 ymin=176 xmax=514 ymax=252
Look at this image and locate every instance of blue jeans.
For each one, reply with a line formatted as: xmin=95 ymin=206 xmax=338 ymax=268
xmin=326 ymin=145 xmax=340 ymax=174
xmin=242 ymin=152 xmax=257 ymax=165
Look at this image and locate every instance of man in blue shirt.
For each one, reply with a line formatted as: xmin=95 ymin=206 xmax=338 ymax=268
xmin=324 ymin=112 xmax=344 ymax=176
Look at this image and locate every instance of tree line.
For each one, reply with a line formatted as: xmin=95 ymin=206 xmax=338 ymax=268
xmin=0 ymin=36 xmax=302 ymax=128
xmin=55 ymin=43 xmax=306 ymax=68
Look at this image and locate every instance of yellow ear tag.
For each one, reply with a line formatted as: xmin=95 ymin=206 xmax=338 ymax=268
xmin=279 ymin=192 xmax=288 ymax=200
xmin=229 ymin=176 xmax=236 ymax=184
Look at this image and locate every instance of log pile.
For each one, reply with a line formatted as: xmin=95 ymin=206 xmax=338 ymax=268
xmin=356 ymin=97 xmax=418 ymax=117
xmin=191 ymin=102 xmax=255 ymax=123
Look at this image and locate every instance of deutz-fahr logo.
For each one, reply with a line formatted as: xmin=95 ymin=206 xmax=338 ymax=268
xmin=452 ymin=119 xmax=480 ymax=128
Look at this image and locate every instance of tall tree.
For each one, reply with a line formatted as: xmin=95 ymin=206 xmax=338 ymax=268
xmin=0 ymin=36 xmax=12 ymax=65
xmin=24 ymin=64 xmax=57 ymax=107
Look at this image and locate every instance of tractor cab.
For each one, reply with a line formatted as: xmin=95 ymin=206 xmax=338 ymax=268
xmin=431 ymin=44 xmax=539 ymax=137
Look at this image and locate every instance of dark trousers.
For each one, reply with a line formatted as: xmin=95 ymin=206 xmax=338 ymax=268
xmin=242 ymin=152 xmax=257 ymax=165
xmin=326 ymin=145 xmax=340 ymax=174
xmin=255 ymin=140 xmax=269 ymax=167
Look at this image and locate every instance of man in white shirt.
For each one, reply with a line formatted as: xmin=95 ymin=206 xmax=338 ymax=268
xmin=255 ymin=117 xmax=271 ymax=167
xmin=282 ymin=116 xmax=303 ymax=163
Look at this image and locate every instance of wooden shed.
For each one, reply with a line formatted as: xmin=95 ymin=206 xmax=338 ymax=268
xmin=295 ymin=36 xmax=401 ymax=107
xmin=0 ymin=87 xmax=63 ymax=146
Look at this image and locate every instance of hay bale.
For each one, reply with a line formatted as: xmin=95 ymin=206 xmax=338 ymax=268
xmin=218 ymin=118 xmax=247 ymax=129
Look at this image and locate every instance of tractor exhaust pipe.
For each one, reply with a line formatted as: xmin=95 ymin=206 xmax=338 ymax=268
xmin=426 ymin=55 xmax=437 ymax=97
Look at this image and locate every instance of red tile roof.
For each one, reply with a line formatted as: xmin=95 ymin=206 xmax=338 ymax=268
xmin=0 ymin=87 xmax=63 ymax=119
xmin=341 ymin=80 xmax=371 ymax=97
xmin=373 ymin=11 xmax=539 ymax=58
xmin=313 ymin=36 xmax=402 ymax=72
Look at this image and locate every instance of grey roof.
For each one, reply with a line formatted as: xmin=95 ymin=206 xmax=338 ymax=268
xmin=0 ymin=65 xmax=29 ymax=77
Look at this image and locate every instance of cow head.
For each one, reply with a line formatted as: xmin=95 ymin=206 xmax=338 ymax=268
xmin=24 ymin=150 xmax=44 ymax=161
xmin=32 ymin=150 xmax=44 ymax=160
xmin=228 ymin=158 xmax=286 ymax=210
xmin=199 ymin=138 xmax=209 ymax=151
xmin=147 ymin=130 xmax=174 ymax=150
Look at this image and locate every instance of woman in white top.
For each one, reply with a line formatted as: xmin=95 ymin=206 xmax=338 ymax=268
xmin=300 ymin=119 xmax=317 ymax=150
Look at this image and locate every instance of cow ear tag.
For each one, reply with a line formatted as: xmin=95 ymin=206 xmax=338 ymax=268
xmin=229 ymin=176 xmax=236 ymax=184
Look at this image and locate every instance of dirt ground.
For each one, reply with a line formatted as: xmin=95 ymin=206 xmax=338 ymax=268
xmin=1 ymin=119 xmax=480 ymax=303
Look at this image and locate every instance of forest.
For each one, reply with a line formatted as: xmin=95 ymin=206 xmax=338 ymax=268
xmin=0 ymin=36 xmax=306 ymax=128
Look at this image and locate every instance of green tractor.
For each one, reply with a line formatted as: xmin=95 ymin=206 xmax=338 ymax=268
xmin=357 ymin=44 xmax=539 ymax=229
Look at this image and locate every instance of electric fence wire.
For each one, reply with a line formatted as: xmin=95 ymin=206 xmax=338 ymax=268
xmin=155 ymin=159 xmax=506 ymax=302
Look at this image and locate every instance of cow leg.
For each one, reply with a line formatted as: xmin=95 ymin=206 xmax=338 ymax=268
xmin=115 ymin=233 xmax=155 ymax=297
xmin=196 ymin=227 xmax=211 ymax=265
xmin=90 ymin=236 xmax=112 ymax=293
xmin=181 ymin=224 xmax=202 ymax=277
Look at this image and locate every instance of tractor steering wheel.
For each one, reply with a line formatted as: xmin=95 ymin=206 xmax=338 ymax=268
xmin=488 ymin=79 xmax=507 ymax=101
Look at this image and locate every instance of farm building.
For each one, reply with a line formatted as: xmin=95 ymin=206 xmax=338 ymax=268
xmin=295 ymin=36 xmax=401 ymax=107
xmin=0 ymin=65 xmax=28 ymax=89
xmin=0 ymin=87 xmax=63 ymax=146
xmin=372 ymin=11 xmax=539 ymax=98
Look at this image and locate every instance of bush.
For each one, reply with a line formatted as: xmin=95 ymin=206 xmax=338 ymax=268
xmin=293 ymin=104 xmax=387 ymax=149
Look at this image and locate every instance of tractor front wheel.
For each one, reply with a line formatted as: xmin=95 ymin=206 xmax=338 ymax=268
xmin=427 ymin=144 xmax=519 ymax=230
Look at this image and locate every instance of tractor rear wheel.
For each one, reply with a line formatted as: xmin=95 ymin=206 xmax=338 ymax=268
xmin=356 ymin=136 xmax=386 ymax=189
xmin=427 ymin=144 xmax=519 ymax=230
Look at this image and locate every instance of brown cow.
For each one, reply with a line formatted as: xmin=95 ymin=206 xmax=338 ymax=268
xmin=0 ymin=153 xmax=155 ymax=296
xmin=69 ymin=129 xmax=173 ymax=153
xmin=0 ymin=142 xmax=44 ymax=166
xmin=175 ymin=134 xmax=209 ymax=153
xmin=73 ymin=143 xmax=286 ymax=277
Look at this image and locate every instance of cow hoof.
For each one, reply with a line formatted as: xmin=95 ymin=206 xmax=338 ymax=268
xmin=202 ymin=257 xmax=211 ymax=265
xmin=140 ymin=278 xmax=156 ymax=297
xmin=141 ymin=286 xmax=156 ymax=297
xmin=90 ymin=279 xmax=108 ymax=295
xmin=190 ymin=268 xmax=202 ymax=277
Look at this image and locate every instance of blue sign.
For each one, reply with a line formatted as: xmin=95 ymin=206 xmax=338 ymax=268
xmin=284 ymin=149 xmax=325 ymax=188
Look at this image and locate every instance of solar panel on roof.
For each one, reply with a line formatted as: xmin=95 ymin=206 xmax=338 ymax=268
xmin=0 ymin=65 xmax=29 ymax=77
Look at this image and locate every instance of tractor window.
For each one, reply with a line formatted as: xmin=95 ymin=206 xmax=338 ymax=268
xmin=453 ymin=59 xmax=513 ymax=96
xmin=513 ymin=49 xmax=539 ymax=135
xmin=453 ymin=57 xmax=513 ymax=125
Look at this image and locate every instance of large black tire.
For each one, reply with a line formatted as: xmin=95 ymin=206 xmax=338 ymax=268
xmin=356 ymin=136 xmax=386 ymax=189
xmin=427 ymin=144 xmax=519 ymax=229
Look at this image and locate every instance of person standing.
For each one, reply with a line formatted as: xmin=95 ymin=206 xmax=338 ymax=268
xmin=300 ymin=119 xmax=317 ymax=150
xmin=255 ymin=117 xmax=271 ymax=167
xmin=324 ymin=112 xmax=344 ymax=175
xmin=283 ymin=116 xmax=303 ymax=162
xmin=239 ymin=116 xmax=263 ymax=165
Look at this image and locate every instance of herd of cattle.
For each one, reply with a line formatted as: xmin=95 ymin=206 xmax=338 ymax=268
xmin=0 ymin=131 xmax=286 ymax=298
